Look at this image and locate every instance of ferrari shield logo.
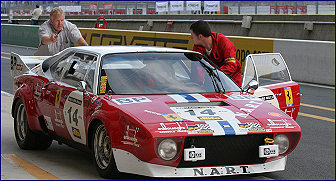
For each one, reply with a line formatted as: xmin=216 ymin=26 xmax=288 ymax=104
xmin=284 ymin=87 xmax=293 ymax=107
xmin=55 ymin=89 xmax=62 ymax=107
xmin=163 ymin=114 xmax=183 ymax=122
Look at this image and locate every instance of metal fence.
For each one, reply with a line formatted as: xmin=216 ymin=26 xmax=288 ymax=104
xmin=1 ymin=1 xmax=335 ymax=16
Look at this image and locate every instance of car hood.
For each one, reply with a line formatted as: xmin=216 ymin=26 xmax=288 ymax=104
xmin=109 ymin=92 xmax=301 ymax=137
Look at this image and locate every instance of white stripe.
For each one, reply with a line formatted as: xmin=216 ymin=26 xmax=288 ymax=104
xmin=1 ymin=91 xmax=14 ymax=97
xmin=206 ymin=121 xmax=225 ymax=136
xmin=168 ymin=94 xmax=188 ymax=103
xmin=189 ymin=94 xmax=210 ymax=102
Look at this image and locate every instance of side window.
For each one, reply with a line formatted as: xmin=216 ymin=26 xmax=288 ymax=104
xmin=62 ymin=53 xmax=97 ymax=89
xmin=85 ymin=60 xmax=96 ymax=93
xmin=50 ymin=52 xmax=75 ymax=81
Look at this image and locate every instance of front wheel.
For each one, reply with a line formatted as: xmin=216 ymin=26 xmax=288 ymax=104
xmin=92 ymin=122 xmax=120 ymax=178
xmin=13 ymin=99 xmax=52 ymax=150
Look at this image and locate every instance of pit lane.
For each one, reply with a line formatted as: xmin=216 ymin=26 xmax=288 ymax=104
xmin=1 ymin=44 xmax=335 ymax=180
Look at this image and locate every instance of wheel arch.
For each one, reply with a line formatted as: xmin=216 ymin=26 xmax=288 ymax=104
xmin=87 ymin=118 xmax=103 ymax=150
xmin=12 ymin=85 xmax=42 ymax=131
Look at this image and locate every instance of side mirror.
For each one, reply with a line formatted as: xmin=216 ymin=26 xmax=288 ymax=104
xmin=77 ymin=81 xmax=87 ymax=92
xmin=246 ymin=80 xmax=259 ymax=92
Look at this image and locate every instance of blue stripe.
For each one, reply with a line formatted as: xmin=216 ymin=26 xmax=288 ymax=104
xmin=180 ymin=94 xmax=198 ymax=102
xmin=218 ymin=121 xmax=236 ymax=135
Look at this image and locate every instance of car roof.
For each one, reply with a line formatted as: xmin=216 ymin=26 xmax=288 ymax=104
xmin=68 ymin=46 xmax=197 ymax=55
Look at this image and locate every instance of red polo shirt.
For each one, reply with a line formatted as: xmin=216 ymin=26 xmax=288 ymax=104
xmin=192 ymin=32 xmax=242 ymax=86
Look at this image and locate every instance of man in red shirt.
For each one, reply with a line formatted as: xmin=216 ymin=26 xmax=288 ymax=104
xmin=190 ymin=20 xmax=242 ymax=86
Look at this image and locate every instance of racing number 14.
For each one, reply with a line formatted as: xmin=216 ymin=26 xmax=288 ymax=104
xmin=67 ymin=107 xmax=79 ymax=126
xmin=185 ymin=109 xmax=215 ymax=116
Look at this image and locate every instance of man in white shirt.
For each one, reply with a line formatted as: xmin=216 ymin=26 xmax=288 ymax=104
xmin=35 ymin=7 xmax=88 ymax=56
xmin=31 ymin=5 xmax=42 ymax=25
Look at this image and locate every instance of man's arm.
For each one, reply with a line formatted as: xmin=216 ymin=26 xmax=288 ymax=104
xmin=77 ymin=37 xmax=88 ymax=46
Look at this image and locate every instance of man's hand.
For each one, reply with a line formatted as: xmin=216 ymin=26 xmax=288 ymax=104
xmin=50 ymin=33 xmax=58 ymax=43
xmin=41 ymin=33 xmax=58 ymax=45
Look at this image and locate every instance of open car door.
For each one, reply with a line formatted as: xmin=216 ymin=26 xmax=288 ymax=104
xmin=242 ymin=53 xmax=301 ymax=120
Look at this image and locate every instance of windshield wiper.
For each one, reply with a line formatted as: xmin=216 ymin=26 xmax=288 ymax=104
xmin=199 ymin=60 xmax=224 ymax=93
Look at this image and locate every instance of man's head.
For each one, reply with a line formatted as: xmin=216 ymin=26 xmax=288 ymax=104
xmin=49 ymin=7 xmax=65 ymax=32
xmin=36 ymin=5 xmax=39 ymax=8
xmin=190 ymin=20 xmax=212 ymax=46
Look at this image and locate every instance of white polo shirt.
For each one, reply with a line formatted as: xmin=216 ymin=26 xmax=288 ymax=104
xmin=35 ymin=20 xmax=83 ymax=56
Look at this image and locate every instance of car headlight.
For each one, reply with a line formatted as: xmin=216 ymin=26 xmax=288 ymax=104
xmin=274 ymin=134 xmax=289 ymax=154
xmin=157 ymin=138 xmax=177 ymax=160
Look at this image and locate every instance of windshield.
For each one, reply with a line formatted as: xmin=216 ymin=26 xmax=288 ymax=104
xmin=99 ymin=52 xmax=241 ymax=94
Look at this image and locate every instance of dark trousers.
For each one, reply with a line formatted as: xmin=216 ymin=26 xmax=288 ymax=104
xmin=30 ymin=19 xmax=38 ymax=25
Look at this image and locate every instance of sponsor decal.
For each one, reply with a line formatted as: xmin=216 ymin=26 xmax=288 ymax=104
xmin=284 ymin=87 xmax=293 ymax=107
xmin=54 ymin=110 xmax=64 ymax=128
xmin=266 ymin=129 xmax=273 ymax=132
xmin=267 ymin=119 xmax=295 ymax=129
xmin=259 ymin=95 xmax=274 ymax=101
xmin=284 ymin=108 xmax=295 ymax=118
xmin=55 ymin=88 xmax=62 ymax=108
xmin=16 ymin=63 xmax=23 ymax=71
xmin=144 ymin=110 xmax=163 ymax=116
xmin=44 ymin=116 xmax=54 ymax=131
xmin=34 ymin=83 xmax=42 ymax=100
xmin=248 ymin=128 xmax=265 ymax=132
xmin=112 ymin=96 xmax=151 ymax=105
xmin=187 ymin=124 xmax=213 ymax=134
xmin=193 ymin=166 xmax=250 ymax=176
xmin=162 ymin=114 xmax=183 ymax=122
xmin=198 ymin=116 xmax=222 ymax=121
xmin=68 ymin=96 xmax=82 ymax=106
xmin=121 ymin=125 xmax=140 ymax=147
xmin=91 ymin=96 xmax=103 ymax=105
xmin=235 ymin=101 xmax=263 ymax=118
xmin=268 ymin=112 xmax=281 ymax=117
xmin=99 ymin=76 xmax=107 ymax=94
xmin=155 ymin=122 xmax=188 ymax=133
xmin=227 ymin=94 xmax=261 ymax=101
xmin=238 ymin=122 xmax=261 ymax=128
xmin=72 ymin=127 xmax=81 ymax=139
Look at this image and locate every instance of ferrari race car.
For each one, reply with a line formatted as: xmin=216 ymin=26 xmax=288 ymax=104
xmin=10 ymin=46 xmax=301 ymax=178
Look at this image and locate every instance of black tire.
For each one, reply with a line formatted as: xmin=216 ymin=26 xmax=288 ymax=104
xmin=13 ymin=99 xmax=52 ymax=150
xmin=92 ymin=122 xmax=120 ymax=178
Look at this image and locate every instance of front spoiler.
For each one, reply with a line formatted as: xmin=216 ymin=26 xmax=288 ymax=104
xmin=113 ymin=148 xmax=287 ymax=177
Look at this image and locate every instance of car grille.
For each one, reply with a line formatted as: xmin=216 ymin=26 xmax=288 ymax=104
xmin=177 ymin=134 xmax=272 ymax=168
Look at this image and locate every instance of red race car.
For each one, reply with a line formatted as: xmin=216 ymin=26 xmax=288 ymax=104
xmin=10 ymin=46 xmax=301 ymax=178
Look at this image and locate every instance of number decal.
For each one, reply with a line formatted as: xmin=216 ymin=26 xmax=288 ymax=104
xmin=67 ymin=107 xmax=79 ymax=126
xmin=63 ymin=91 xmax=86 ymax=144
xmin=185 ymin=110 xmax=196 ymax=116
xmin=200 ymin=109 xmax=215 ymax=115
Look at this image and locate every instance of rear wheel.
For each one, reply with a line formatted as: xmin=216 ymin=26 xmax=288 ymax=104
xmin=13 ymin=99 xmax=52 ymax=150
xmin=92 ymin=122 xmax=120 ymax=178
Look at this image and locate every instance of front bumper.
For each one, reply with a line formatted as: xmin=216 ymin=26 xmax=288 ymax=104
xmin=113 ymin=148 xmax=287 ymax=177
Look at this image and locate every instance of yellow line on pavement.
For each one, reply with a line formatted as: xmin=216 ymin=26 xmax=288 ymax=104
xmin=298 ymin=112 xmax=335 ymax=122
xmin=1 ymin=56 xmax=10 ymax=60
xmin=1 ymin=154 xmax=61 ymax=180
xmin=1 ymin=52 xmax=10 ymax=55
xmin=301 ymin=103 xmax=335 ymax=112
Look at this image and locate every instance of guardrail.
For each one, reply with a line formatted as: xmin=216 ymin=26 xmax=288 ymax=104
xmin=1 ymin=24 xmax=334 ymax=85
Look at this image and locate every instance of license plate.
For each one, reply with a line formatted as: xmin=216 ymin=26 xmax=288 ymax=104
xmin=259 ymin=145 xmax=279 ymax=158
xmin=184 ymin=148 xmax=205 ymax=161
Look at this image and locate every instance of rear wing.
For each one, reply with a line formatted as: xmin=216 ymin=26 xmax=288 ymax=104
xmin=10 ymin=52 xmax=50 ymax=77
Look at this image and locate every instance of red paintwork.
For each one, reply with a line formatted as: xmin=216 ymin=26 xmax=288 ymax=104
xmin=13 ymin=72 xmax=301 ymax=168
